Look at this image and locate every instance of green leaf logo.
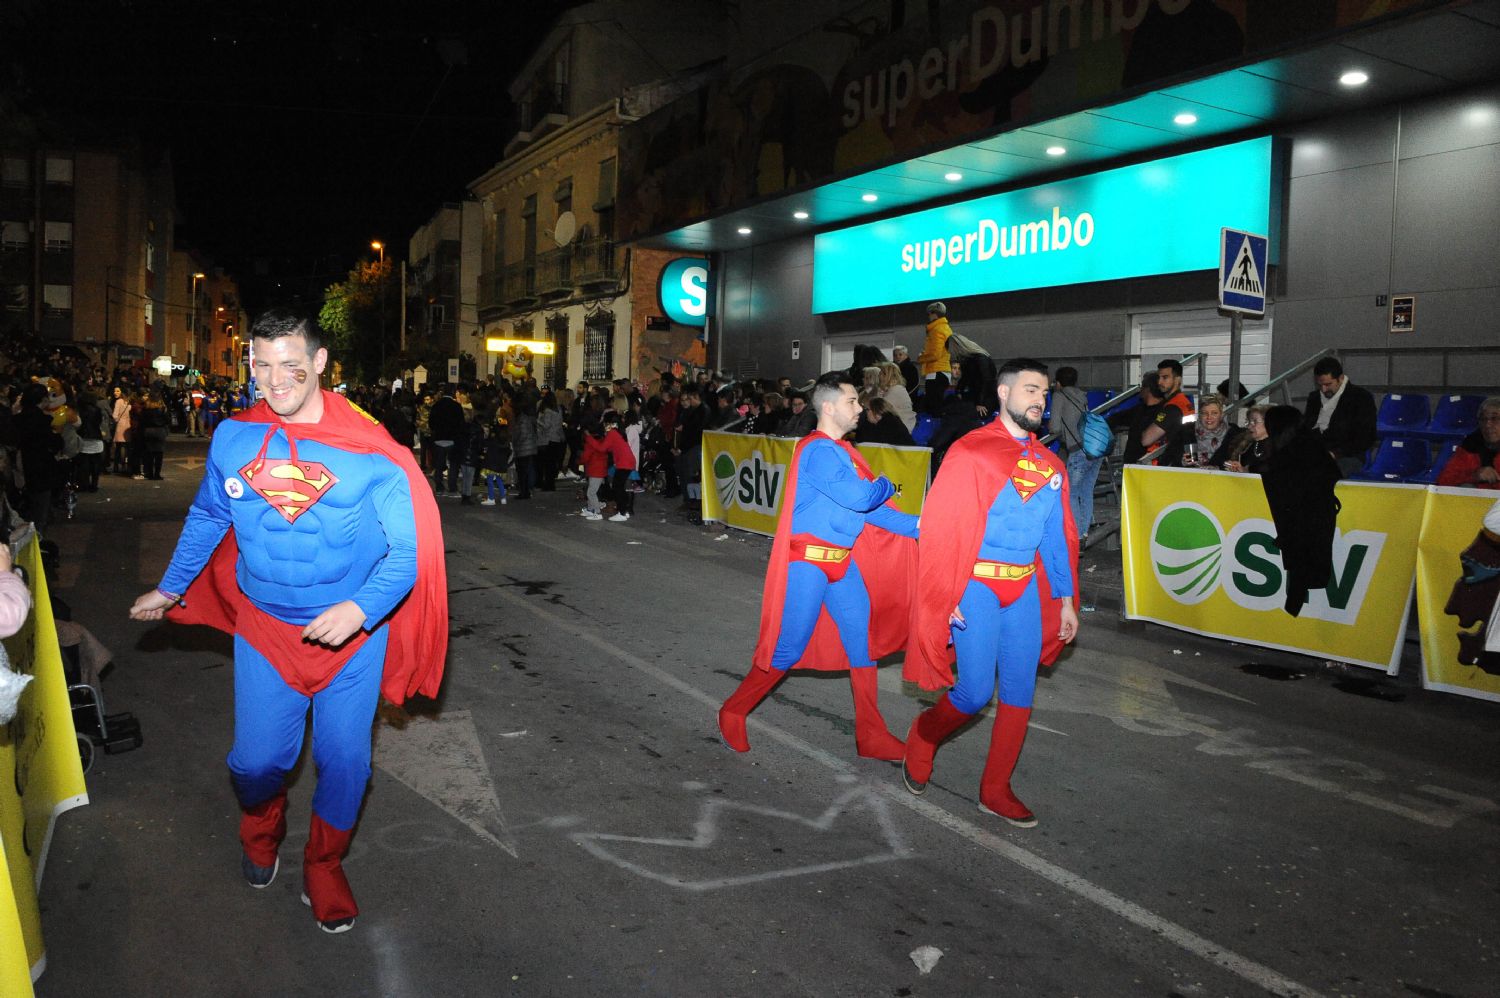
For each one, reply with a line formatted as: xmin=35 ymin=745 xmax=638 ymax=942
xmin=1150 ymin=503 xmax=1225 ymax=604
xmin=714 ymin=452 xmax=738 ymax=508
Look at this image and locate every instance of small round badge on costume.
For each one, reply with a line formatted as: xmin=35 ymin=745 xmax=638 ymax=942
xmin=1049 ymin=473 xmax=1063 ymax=491
xmin=225 ymin=477 xmax=245 ymax=499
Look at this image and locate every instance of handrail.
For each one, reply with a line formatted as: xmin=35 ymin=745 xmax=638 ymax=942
xmin=1220 ymin=347 xmax=1334 ymax=423
xmin=1127 ymin=347 xmax=1333 ymax=464
xmin=1039 ymin=351 xmax=1209 ymax=447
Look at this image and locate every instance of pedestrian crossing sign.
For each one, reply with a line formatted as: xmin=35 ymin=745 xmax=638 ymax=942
xmin=1219 ymin=228 xmax=1268 ymax=315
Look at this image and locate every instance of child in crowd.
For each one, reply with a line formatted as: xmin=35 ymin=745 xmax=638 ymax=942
xmin=481 ymin=413 xmax=511 ymax=506
xmin=624 ymin=410 xmax=645 ymax=494
xmin=602 ymin=410 xmax=637 ymax=522
xmin=581 ymin=420 xmax=610 ymax=521
xmin=459 ymin=412 xmax=485 ymax=506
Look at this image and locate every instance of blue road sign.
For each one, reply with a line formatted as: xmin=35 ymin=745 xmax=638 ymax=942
xmin=1219 ymin=228 xmax=1268 ymax=315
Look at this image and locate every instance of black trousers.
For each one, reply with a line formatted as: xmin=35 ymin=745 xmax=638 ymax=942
xmin=611 ymin=469 xmax=634 ymax=516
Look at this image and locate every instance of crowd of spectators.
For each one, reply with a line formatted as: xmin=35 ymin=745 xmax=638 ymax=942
xmin=0 ymin=334 xmax=255 ymax=535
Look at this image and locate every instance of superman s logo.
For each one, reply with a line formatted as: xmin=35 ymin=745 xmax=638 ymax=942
xmin=240 ymin=459 xmax=340 ymax=524
xmin=1011 ymin=455 xmax=1057 ymax=502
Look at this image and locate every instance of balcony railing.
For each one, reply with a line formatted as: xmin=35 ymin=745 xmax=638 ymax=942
xmin=519 ymin=83 xmax=568 ymax=131
xmin=477 ymin=240 xmax=623 ymax=317
xmin=571 ymin=237 xmax=619 ymax=288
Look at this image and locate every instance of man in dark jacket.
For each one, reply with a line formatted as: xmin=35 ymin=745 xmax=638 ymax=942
xmin=892 ymin=346 xmax=920 ymax=395
xmin=1300 ymin=357 xmax=1377 ymax=478
xmin=1111 ymin=376 xmax=1182 ymax=467
xmin=426 ymin=385 xmax=466 ymax=496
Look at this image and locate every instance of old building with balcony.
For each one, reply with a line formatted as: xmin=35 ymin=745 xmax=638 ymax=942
xmin=405 ymin=201 xmax=482 ymax=370
xmin=469 ymin=0 xmax=725 ymax=387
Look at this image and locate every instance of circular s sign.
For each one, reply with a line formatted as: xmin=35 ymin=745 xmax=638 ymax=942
xmin=659 ymin=257 xmax=711 ymax=328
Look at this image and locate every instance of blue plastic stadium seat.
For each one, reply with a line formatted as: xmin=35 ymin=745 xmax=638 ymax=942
xmin=1410 ymin=439 xmax=1461 ymax=484
xmin=1351 ymin=435 xmax=1430 ymax=482
xmin=1375 ymin=393 xmax=1430 ymax=435
xmin=1417 ymin=394 xmax=1484 ymax=440
xmin=1085 ymin=389 xmax=1112 ymax=411
xmin=912 ymin=412 xmax=939 ymax=446
xmin=1042 ymin=390 xmax=1053 ymax=423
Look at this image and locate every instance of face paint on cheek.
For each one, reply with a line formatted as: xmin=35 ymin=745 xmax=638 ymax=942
xmin=292 ymin=370 xmax=308 ymax=384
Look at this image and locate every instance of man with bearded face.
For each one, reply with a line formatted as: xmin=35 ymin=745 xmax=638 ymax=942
xmin=903 ymin=358 xmax=1080 ymax=826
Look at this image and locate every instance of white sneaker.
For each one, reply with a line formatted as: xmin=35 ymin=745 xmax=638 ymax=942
xmin=480 ymin=499 xmax=496 ymax=506
xmin=609 ymin=513 xmax=630 ymax=522
xmin=500 ymin=497 xmax=507 ymax=505
xmin=582 ymin=511 xmax=603 ymax=521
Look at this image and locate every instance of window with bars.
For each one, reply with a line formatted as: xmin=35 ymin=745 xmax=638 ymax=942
xmin=583 ymin=315 xmax=613 ymax=380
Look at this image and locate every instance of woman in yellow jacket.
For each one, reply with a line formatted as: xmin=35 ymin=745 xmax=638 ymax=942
xmin=916 ymin=301 xmax=953 ymax=415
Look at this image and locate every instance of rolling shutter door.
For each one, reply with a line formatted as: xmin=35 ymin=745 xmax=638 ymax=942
xmin=1132 ymin=307 xmax=1273 ymax=394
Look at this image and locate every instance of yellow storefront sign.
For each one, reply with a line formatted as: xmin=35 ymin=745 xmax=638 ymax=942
xmin=701 ymin=432 xmax=930 ymax=537
xmin=1122 ymin=467 xmax=1425 ymax=672
xmin=0 ymin=533 xmax=90 ymax=993
xmin=1415 ymin=486 xmax=1500 ymax=702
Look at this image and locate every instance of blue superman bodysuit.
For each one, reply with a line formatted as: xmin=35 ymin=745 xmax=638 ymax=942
xmin=767 ymin=436 xmax=919 ymax=670
xmin=948 ymin=437 xmax=1073 ymax=712
xmin=159 ymin=419 xmax=417 ymax=831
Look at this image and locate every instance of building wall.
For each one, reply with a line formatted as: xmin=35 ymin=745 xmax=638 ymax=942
xmin=716 ymin=81 xmax=1500 ymax=393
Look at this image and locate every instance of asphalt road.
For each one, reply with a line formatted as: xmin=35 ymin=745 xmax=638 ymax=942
xmin=34 ymin=435 xmax=1500 ymax=998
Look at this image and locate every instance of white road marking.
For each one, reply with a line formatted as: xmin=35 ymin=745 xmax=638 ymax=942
xmin=373 ymin=708 xmax=518 ymax=858
xmin=461 ymin=569 xmax=1325 ymax=998
xmin=570 ymin=784 xmax=912 ymax=891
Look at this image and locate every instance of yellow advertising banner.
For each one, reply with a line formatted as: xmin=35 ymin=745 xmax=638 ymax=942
xmin=1122 ymin=467 xmax=1426 ymax=672
xmin=0 ymin=533 xmax=90 ymax=992
xmin=701 ymin=432 xmax=930 ymax=537
xmin=1415 ymin=487 xmax=1500 ymax=702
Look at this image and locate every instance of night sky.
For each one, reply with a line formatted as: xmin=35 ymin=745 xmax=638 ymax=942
xmin=8 ymin=0 xmax=577 ymax=307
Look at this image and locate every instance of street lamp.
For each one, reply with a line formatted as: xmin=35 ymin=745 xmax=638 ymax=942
xmin=371 ymin=240 xmax=387 ymax=379
xmin=191 ymin=272 xmax=205 ymax=373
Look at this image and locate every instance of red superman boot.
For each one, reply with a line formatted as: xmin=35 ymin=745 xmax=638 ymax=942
xmin=849 ymin=666 xmax=906 ymax=761
xmin=239 ymin=791 xmax=287 ymax=889
xmin=301 ymin=813 xmax=359 ymax=933
xmin=978 ymin=704 xmax=1039 ymax=827
xmin=717 ymin=667 xmax=785 ymax=752
xmin=901 ymin=694 xmax=972 ymax=795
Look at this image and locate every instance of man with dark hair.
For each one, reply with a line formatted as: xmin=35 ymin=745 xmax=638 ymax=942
xmin=129 ymin=306 xmax=448 ymax=934
xmin=1300 ymin=356 xmax=1377 ymax=478
xmin=427 ymin=384 xmax=465 ymax=496
xmin=1156 ymin=358 xmax=1194 ymax=418
xmin=903 ymin=358 xmax=1079 ymax=827
xmin=1114 ymin=374 xmax=1183 ymax=466
xmin=719 ymin=372 xmax=919 ymax=760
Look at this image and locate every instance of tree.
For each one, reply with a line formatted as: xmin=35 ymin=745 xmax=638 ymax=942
xmin=319 ymin=260 xmax=398 ymax=385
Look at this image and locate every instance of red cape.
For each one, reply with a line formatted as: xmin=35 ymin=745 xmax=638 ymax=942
xmin=751 ymin=432 xmax=917 ymax=672
xmin=167 ymin=390 xmax=448 ymax=705
xmin=903 ymin=422 xmax=1080 ymax=691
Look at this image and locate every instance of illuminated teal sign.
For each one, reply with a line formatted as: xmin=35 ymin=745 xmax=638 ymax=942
xmin=812 ymin=137 xmax=1276 ymax=314
xmin=659 ymin=257 xmax=712 ymax=327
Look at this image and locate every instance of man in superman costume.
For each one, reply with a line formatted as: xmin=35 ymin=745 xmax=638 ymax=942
xmin=718 ymin=373 xmax=919 ymax=760
xmin=130 ymin=308 xmax=447 ymax=933
xmin=902 ymin=358 xmax=1079 ymax=827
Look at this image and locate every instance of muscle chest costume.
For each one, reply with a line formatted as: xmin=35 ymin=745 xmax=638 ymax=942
xmin=720 ymin=431 xmax=918 ymax=759
xmin=902 ymin=422 xmax=1079 ymax=826
xmin=156 ymin=391 xmax=447 ymax=928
